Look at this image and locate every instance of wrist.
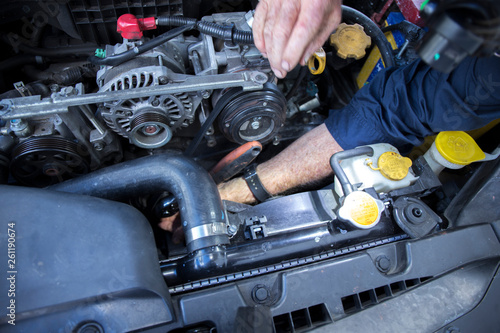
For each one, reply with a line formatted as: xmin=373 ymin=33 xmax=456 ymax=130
xmin=243 ymin=164 xmax=273 ymax=203
xmin=218 ymin=177 xmax=256 ymax=204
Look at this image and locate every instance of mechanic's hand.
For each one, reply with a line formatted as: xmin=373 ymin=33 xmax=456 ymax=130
xmin=253 ymin=0 xmax=342 ymax=79
xmin=159 ymin=213 xmax=184 ymax=244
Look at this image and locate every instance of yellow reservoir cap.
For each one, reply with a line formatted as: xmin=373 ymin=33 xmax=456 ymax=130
xmin=338 ymin=191 xmax=385 ymax=229
xmin=378 ymin=152 xmax=412 ymax=181
xmin=435 ymin=131 xmax=485 ymax=165
xmin=330 ymin=23 xmax=372 ymax=60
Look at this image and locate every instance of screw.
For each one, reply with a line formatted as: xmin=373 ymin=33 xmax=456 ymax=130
xmin=201 ymin=90 xmax=211 ymax=99
xmin=50 ymin=84 xmax=59 ymax=92
xmin=143 ymin=124 xmax=160 ymax=135
xmin=158 ymin=76 xmax=168 ymax=84
xmin=228 ymin=225 xmax=238 ymax=235
xmin=151 ymin=99 xmax=160 ymax=107
xmin=251 ymin=120 xmax=260 ymax=130
xmin=412 ymin=207 xmax=423 ymax=217
xmin=61 ymin=86 xmax=76 ymax=96
xmin=375 ymin=255 xmax=391 ymax=273
xmin=252 ymin=285 xmax=270 ymax=303
xmin=93 ymin=142 xmax=104 ymax=151
xmin=273 ymin=136 xmax=280 ymax=145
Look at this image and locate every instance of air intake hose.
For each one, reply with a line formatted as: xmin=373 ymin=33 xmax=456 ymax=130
xmin=48 ymin=153 xmax=229 ymax=252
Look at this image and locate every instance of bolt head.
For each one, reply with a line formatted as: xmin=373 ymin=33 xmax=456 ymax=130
xmin=251 ymin=121 xmax=260 ymax=130
xmin=375 ymin=255 xmax=391 ymax=273
xmin=93 ymin=142 xmax=104 ymax=151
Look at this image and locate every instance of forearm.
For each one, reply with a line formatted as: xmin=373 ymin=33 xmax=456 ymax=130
xmin=218 ymin=123 xmax=343 ymax=204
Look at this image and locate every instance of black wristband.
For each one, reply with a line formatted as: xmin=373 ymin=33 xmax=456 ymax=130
xmin=243 ymin=164 xmax=272 ymax=203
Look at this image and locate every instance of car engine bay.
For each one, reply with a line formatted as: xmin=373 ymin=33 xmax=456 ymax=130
xmin=0 ymin=0 xmax=500 ymax=332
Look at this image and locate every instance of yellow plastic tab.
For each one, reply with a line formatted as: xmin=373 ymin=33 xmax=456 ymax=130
xmin=307 ymin=47 xmax=326 ymax=75
xmin=329 ymin=23 xmax=372 ymax=60
xmin=344 ymin=191 xmax=379 ymax=226
xmin=435 ymin=131 xmax=486 ymax=165
xmin=377 ymin=152 xmax=413 ymax=180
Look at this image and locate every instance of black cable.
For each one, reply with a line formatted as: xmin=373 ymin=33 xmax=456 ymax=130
xmin=157 ymin=16 xmax=254 ymax=45
xmin=88 ymin=24 xmax=194 ymax=66
xmin=341 ymin=5 xmax=396 ymax=68
xmin=285 ymin=66 xmax=308 ymax=100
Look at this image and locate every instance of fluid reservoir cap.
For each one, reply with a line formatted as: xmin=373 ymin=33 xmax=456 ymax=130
xmin=435 ymin=131 xmax=485 ymax=165
xmin=329 ymin=23 xmax=372 ymax=60
xmin=338 ymin=191 xmax=385 ymax=229
xmin=377 ymin=152 xmax=413 ymax=181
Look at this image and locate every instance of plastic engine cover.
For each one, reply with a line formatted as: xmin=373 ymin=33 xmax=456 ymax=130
xmin=0 ymin=185 xmax=173 ymax=332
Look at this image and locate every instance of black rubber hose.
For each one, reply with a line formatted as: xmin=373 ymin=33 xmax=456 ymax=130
xmin=88 ymin=24 xmax=194 ymax=67
xmin=0 ymin=55 xmax=43 ymax=72
xmin=157 ymin=16 xmax=254 ymax=45
xmin=17 ymin=44 xmax=96 ymax=57
xmin=157 ymin=16 xmax=197 ymax=27
xmin=342 ymin=5 xmax=396 ymax=68
xmin=48 ymin=153 xmax=229 ymax=253
xmin=330 ymin=146 xmax=374 ymax=196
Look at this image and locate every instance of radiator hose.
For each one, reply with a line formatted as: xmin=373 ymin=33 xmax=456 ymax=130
xmin=48 ymin=153 xmax=229 ymax=253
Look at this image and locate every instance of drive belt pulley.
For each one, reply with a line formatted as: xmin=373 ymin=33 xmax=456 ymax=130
xmin=10 ymin=136 xmax=90 ymax=187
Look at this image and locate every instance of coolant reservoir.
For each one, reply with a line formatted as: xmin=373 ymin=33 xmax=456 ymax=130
xmin=334 ymin=143 xmax=418 ymax=196
xmin=423 ymin=131 xmax=500 ymax=175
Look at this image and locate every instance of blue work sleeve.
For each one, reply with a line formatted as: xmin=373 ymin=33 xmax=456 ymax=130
xmin=324 ymin=57 xmax=500 ymax=153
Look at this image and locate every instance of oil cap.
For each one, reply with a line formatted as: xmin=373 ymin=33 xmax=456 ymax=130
xmin=329 ymin=23 xmax=372 ymax=60
xmin=377 ymin=152 xmax=413 ymax=181
xmin=338 ymin=191 xmax=385 ymax=229
xmin=435 ymin=131 xmax=485 ymax=165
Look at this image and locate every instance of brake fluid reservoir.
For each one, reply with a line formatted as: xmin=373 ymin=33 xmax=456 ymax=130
xmin=334 ymin=143 xmax=418 ymax=196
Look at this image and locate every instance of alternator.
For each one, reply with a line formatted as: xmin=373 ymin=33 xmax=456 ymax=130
xmin=97 ymin=43 xmax=197 ymax=149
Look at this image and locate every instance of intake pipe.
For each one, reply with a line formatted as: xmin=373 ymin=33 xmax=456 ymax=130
xmin=48 ymin=153 xmax=229 ymax=252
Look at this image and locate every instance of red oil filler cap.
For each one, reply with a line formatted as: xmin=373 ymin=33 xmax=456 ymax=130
xmin=117 ymin=14 xmax=157 ymax=39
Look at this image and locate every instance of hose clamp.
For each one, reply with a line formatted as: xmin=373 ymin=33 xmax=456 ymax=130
xmin=185 ymin=222 xmax=228 ymax=245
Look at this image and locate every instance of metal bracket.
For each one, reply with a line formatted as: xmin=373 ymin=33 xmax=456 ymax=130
xmin=0 ymin=71 xmax=267 ymax=120
xmin=244 ymin=215 xmax=268 ymax=240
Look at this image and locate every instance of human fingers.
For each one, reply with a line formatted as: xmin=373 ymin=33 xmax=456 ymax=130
xmin=253 ymin=0 xmax=269 ymax=57
xmin=268 ymin=0 xmax=301 ymax=78
xmin=261 ymin=0 xmax=283 ymax=75
xmin=282 ymin=0 xmax=342 ymax=68
xmin=299 ymin=1 xmax=342 ymax=65
xmin=172 ymin=225 xmax=185 ymax=244
xmin=158 ymin=212 xmax=180 ymax=232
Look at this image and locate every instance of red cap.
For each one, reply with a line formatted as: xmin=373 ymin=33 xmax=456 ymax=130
xmin=117 ymin=14 xmax=157 ymax=39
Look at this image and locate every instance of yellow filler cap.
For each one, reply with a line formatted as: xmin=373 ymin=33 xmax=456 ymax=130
xmin=435 ymin=131 xmax=485 ymax=165
xmin=377 ymin=152 xmax=413 ymax=181
xmin=329 ymin=23 xmax=372 ymax=60
xmin=338 ymin=191 xmax=385 ymax=229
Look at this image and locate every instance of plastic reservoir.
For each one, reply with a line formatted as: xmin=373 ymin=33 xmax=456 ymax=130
xmin=334 ymin=143 xmax=418 ymax=196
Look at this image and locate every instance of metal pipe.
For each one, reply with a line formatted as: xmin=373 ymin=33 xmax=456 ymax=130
xmin=48 ymin=153 xmax=229 ymax=252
